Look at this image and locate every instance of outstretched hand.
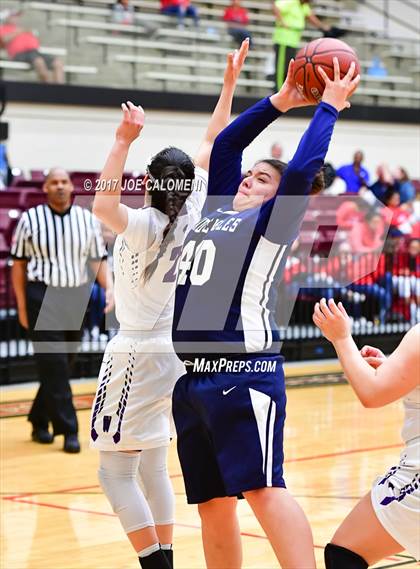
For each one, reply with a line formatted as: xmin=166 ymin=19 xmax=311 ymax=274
xmin=318 ymin=57 xmax=360 ymax=112
xmin=312 ymin=298 xmax=352 ymax=343
xmin=116 ymin=101 xmax=145 ymax=145
xmin=271 ymin=59 xmax=313 ymax=113
xmin=224 ymin=38 xmax=249 ymax=87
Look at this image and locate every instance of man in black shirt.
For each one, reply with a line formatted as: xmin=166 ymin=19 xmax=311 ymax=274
xmin=11 ymin=168 xmax=113 ymax=452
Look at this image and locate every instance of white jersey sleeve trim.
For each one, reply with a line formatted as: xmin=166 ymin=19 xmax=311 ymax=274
xmin=188 ymin=166 xmax=208 ymax=218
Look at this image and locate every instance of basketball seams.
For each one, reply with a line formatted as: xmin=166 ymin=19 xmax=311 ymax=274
xmin=293 ymin=38 xmax=360 ymax=104
xmin=312 ymin=38 xmax=327 ymax=57
xmin=312 ymin=63 xmax=327 ymax=95
xmin=313 ymin=49 xmax=357 ymax=57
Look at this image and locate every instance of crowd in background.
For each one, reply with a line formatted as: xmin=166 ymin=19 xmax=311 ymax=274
xmin=266 ymin=142 xmax=419 ymax=327
xmin=0 ymin=0 xmax=418 ymax=332
xmin=0 ymin=1 xmax=342 ymax=85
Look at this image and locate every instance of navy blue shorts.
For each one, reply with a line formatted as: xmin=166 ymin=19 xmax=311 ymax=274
xmin=172 ymin=354 xmax=287 ymax=504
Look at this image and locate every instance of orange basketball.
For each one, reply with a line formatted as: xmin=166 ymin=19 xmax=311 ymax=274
xmin=293 ymin=38 xmax=361 ymax=104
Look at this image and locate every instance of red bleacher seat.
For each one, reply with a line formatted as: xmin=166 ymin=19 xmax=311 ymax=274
xmin=21 ymin=191 xmax=48 ymax=209
xmin=30 ymin=170 xmax=46 ymax=181
xmin=0 ymin=190 xmax=24 ymax=209
xmin=0 ymin=258 xmax=16 ymax=309
xmin=12 ymin=180 xmax=44 ymax=190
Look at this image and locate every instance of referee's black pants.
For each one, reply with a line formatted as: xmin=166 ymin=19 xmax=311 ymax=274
xmin=26 ymin=282 xmax=91 ymax=436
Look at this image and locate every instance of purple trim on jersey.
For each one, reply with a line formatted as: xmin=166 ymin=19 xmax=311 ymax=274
xmin=91 ymin=354 xmax=114 ymax=441
xmin=112 ymin=349 xmax=135 ymax=444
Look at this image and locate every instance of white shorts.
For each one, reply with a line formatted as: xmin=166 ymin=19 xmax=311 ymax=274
xmin=371 ymin=440 xmax=420 ymax=560
xmin=90 ymin=332 xmax=185 ymax=451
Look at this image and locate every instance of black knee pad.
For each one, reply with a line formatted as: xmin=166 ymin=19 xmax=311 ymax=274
xmin=324 ymin=543 xmax=369 ymax=569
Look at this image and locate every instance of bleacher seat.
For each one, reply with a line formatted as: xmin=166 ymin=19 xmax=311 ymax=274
xmin=21 ymin=192 xmax=48 ymax=210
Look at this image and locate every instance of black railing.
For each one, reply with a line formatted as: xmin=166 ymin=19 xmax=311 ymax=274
xmin=1 ymin=251 xmax=418 ymax=384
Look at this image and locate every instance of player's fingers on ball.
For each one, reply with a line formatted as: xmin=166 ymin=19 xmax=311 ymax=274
xmin=349 ymin=74 xmax=361 ymax=95
xmin=344 ymin=61 xmax=356 ymax=82
xmin=317 ymin=66 xmax=329 ymax=84
xmin=333 ymin=57 xmax=340 ymax=81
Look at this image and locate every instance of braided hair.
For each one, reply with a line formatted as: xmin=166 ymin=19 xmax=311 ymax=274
xmin=143 ymin=147 xmax=195 ymax=282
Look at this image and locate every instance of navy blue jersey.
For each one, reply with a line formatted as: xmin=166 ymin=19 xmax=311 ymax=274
xmin=172 ymin=97 xmax=339 ymax=355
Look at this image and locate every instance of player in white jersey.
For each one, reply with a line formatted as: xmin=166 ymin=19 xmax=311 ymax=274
xmin=89 ymin=41 xmax=249 ymax=569
xmin=313 ymin=299 xmax=419 ymax=568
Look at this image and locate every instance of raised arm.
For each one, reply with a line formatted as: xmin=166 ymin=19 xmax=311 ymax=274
xmin=194 ymin=39 xmax=249 ymax=172
xmin=207 ymin=58 xmax=315 ymax=198
xmin=92 ymin=102 xmax=145 ymax=234
xmin=276 ymin=58 xmax=360 ymax=197
xmin=313 ymin=299 xmax=420 ymax=407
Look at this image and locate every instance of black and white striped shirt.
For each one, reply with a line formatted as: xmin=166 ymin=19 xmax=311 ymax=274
xmin=11 ymin=204 xmax=107 ymax=288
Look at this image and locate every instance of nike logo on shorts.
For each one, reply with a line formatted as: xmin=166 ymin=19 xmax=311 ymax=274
xmin=222 ymin=386 xmax=237 ymax=395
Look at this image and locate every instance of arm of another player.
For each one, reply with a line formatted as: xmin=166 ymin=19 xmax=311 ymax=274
xmin=313 ymin=299 xmax=420 ymax=407
xmin=90 ymin=259 xmax=115 ymax=314
xmin=92 ymin=102 xmax=145 ymax=234
xmin=206 ymin=58 xmax=310 ymax=198
xmin=194 ymin=38 xmax=249 ymax=172
xmin=275 ymin=58 xmax=360 ymax=197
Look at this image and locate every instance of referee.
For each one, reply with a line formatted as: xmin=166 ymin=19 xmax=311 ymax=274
xmin=10 ymin=168 xmax=114 ymax=453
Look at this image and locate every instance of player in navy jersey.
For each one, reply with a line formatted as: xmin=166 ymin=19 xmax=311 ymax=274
xmin=171 ymin=59 xmax=360 ymax=568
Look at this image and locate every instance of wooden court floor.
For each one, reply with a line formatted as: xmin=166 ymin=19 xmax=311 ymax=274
xmin=1 ymin=375 xmax=417 ymax=569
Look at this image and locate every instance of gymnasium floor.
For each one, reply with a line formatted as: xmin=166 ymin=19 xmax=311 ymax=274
xmin=1 ymin=362 xmax=417 ymax=569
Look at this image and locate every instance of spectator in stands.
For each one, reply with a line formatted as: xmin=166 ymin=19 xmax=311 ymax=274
xmin=336 ymin=199 xmax=364 ymax=229
xmin=369 ymin=164 xmax=395 ymax=203
xmin=160 ymin=0 xmax=199 ymax=28
xmin=0 ymin=10 xmax=64 ymax=84
xmin=112 ymin=0 xmax=135 ymax=25
xmin=272 ymin=0 xmax=330 ymax=89
xmin=10 ymin=168 xmax=114 ymax=453
xmin=270 ymin=141 xmax=283 ymax=160
xmin=382 ymin=188 xmax=412 ymax=236
xmin=349 ymin=211 xmax=387 ymax=253
xmin=390 ymin=239 xmax=419 ymax=323
xmin=394 ymin=166 xmax=416 ymax=204
xmin=336 ymin=150 xmax=370 ymax=194
xmin=223 ymin=0 xmax=253 ymax=48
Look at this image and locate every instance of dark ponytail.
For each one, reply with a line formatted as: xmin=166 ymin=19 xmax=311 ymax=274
xmin=143 ymin=147 xmax=195 ymax=282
